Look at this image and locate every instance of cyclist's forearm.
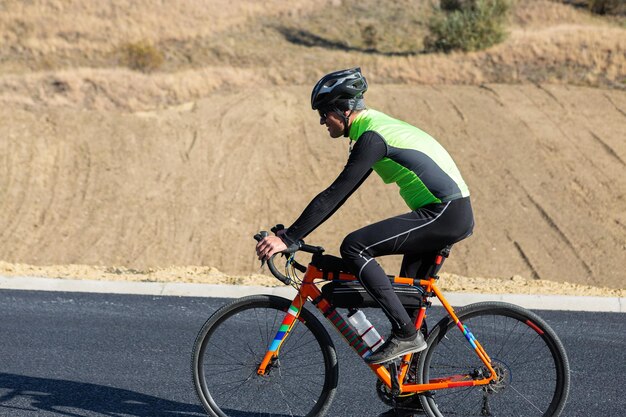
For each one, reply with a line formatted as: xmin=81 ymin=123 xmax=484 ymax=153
xmin=282 ymin=172 xmax=370 ymax=245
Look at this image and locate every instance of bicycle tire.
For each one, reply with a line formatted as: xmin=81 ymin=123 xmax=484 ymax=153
xmin=418 ymin=302 xmax=570 ymax=417
xmin=192 ymin=294 xmax=339 ymax=417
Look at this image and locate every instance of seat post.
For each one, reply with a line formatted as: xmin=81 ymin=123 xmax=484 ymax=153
xmin=427 ymin=245 xmax=452 ymax=279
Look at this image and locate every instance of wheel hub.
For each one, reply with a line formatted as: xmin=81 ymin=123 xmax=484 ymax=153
xmin=483 ymin=359 xmax=511 ymax=394
xmin=256 ymin=357 xmax=280 ymax=377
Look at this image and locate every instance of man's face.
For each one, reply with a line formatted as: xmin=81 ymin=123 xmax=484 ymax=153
xmin=319 ymin=109 xmax=345 ymax=138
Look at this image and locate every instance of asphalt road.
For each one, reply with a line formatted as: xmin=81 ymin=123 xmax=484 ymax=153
xmin=0 ymin=290 xmax=624 ymax=417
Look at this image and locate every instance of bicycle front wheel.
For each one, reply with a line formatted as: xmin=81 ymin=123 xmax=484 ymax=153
xmin=192 ymin=294 xmax=339 ymax=417
xmin=418 ymin=302 xmax=570 ymax=417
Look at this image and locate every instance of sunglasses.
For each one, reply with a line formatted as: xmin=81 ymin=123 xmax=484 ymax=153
xmin=318 ymin=108 xmax=336 ymax=121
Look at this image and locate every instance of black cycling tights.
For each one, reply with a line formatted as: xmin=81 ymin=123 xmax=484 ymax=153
xmin=339 ymin=197 xmax=474 ymax=338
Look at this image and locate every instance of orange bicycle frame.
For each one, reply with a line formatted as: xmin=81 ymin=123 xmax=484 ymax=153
xmin=256 ymin=263 xmax=498 ymax=393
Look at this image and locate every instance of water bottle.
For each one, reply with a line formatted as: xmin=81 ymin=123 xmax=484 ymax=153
xmin=347 ymin=309 xmax=385 ymax=351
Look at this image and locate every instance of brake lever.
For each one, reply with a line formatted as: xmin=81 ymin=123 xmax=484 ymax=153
xmin=253 ymin=231 xmax=270 ymax=268
xmin=270 ymin=224 xmax=284 ymax=234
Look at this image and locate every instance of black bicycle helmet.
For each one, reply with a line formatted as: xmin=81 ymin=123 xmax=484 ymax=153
xmin=311 ymin=67 xmax=368 ymax=110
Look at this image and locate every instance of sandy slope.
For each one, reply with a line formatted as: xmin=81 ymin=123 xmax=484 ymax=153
xmin=1 ymin=84 xmax=624 ymax=290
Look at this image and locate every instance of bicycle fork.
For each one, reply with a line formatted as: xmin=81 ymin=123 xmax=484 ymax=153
xmin=256 ymin=298 xmax=303 ymax=376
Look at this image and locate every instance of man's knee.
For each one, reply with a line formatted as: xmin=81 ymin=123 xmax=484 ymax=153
xmin=340 ymin=231 xmax=363 ymax=260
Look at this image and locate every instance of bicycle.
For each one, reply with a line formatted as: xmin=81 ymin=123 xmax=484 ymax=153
xmin=192 ymin=230 xmax=570 ymax=417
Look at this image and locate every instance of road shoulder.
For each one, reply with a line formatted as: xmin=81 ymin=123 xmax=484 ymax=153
xmin=1 ymin=275 xmax=623 ymax=312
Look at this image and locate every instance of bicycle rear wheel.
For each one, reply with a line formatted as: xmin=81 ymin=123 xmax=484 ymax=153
xmin=192 ymin=294 xmax=338 ymax=417
xmin=418 ymin=302 xmax=570 ymax=417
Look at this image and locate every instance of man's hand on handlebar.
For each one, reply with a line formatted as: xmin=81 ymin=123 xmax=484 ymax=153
xmin=253 ymin=229 xmax=323 ymax=284
xmin=256 ymin=235 xmax=288 ymax=262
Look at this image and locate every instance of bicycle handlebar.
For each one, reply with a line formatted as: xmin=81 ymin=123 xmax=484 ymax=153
xmin=254 ymin=230 xmax=324 ymax=285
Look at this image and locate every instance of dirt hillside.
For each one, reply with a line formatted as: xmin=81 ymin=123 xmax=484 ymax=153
xmin=0 ymin=0 xmax=624 ymax=292
xmin=1 ymin=84 xmax=624 ymax=289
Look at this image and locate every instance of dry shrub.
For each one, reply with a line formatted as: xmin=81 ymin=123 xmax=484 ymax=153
xmin=559 ymin=0 xmax=626 ymax=16
xmin=117 ymin=40 xmax=164 ymax=73
xmin=425 ymin=0 xmax=510 ymax=52
xmin=440 ymin=0 xmax=478 ymax=11
xmin=588 ymin=0 xmax=626 ymax=15
xmin=360 ymin=24 xmax=378 ymax=51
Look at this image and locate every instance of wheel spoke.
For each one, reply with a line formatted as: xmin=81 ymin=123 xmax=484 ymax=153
xmin=509 ymin=383 xmax=546 ymax=414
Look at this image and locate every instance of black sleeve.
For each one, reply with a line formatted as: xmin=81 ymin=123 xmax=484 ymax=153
xmin=282 ymin=132 xmax=387 ymax=245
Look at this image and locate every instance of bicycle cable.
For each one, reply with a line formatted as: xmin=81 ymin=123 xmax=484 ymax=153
xmin=285 ymin=254 xmax=303 ymax=290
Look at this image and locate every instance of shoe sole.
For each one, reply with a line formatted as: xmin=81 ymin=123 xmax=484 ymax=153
xmin=365 ymin=342 xmax=427 ymax=365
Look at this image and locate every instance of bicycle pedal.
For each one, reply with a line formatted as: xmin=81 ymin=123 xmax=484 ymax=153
xmin=385 ymin=358 xmax=403 ymax=368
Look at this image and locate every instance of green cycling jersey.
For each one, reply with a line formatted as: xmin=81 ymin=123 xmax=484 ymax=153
xmin=349 ymin=109 xmax=470 ymax=210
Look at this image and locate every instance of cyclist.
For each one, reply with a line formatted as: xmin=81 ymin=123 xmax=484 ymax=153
xmin=256 ymin=67 xmax=474 ymax=364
